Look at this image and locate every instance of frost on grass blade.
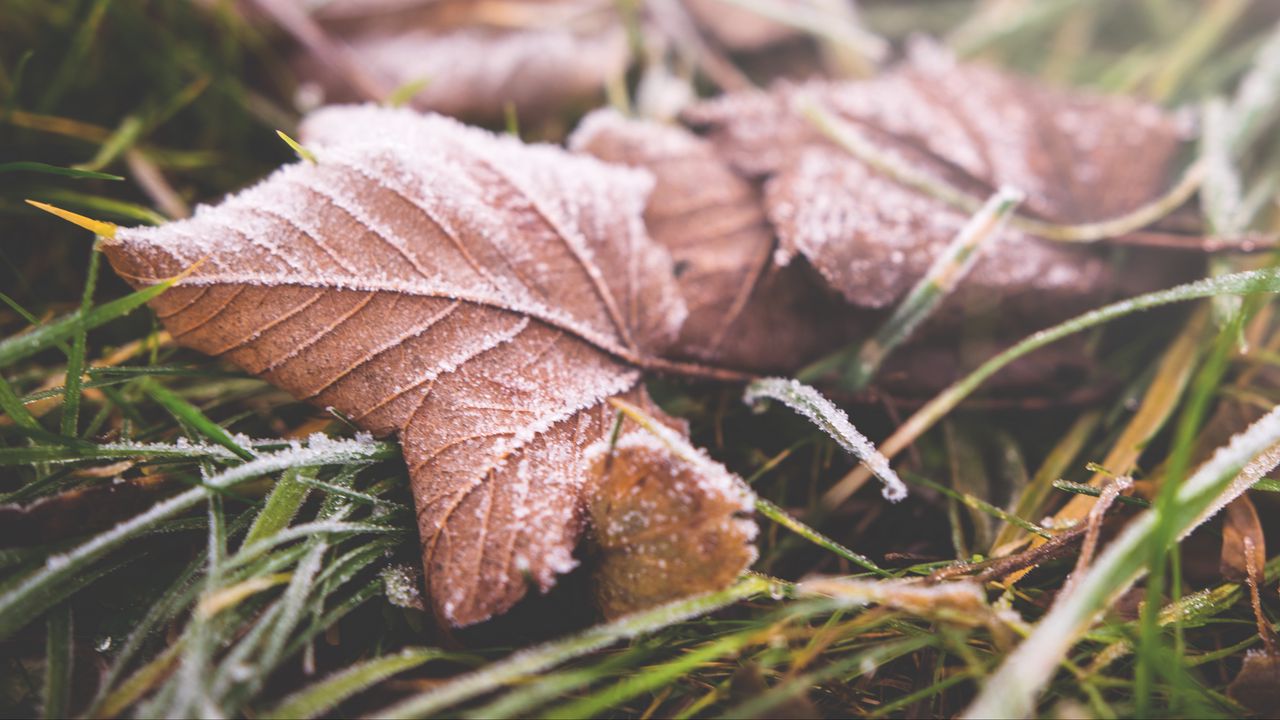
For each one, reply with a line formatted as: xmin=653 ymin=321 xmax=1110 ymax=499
xmin=744 ymin=377 xmax=906 ymax=501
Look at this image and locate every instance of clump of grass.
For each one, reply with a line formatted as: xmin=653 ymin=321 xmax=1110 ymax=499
xmin=5 ymin=1 xmax=1280 ymax=718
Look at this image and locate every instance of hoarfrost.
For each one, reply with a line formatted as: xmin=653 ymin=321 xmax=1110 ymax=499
xmin=745 ymin=378 xmax=906 ymax=501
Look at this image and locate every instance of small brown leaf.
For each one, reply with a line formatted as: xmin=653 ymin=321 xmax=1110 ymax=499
xmin=684 ymin=42 xmax=1194 ymax=324
xmin=587 ymin=426 xmax=757 ymax=619
xmin=99 ymin=105 xmax=736 ymax=626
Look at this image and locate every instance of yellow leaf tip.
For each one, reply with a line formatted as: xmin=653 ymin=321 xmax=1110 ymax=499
xmin=25 ymin=199 xmax=117 ymax=239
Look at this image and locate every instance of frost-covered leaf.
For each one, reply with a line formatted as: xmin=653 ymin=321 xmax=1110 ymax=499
xmin=97 ymin=104 xmax=739 ymax=627
xmin=681 ymin=0 xmax=804 ymax=51
xmin=291 ymin=0 xmax=629 ymax=121
xmin=587 ymin=427 xmax=757 ymax=619
xmin=571 ymin=109 xmax=871 ymax=371
xmin=684 ymin=42 xmax=1193 ymax=322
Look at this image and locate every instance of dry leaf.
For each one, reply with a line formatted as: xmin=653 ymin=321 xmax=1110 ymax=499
xmin=292 ymin=0 xmax=629 ymax=121
xmin=681 ymin=0 xmax=803 ymax=51
xmin=0 ymin=475 xmax=171 ymax=547
xmin=99 ymin=105 xmax=761 ymax=626
xmin=1227 ymin=651 xmax=1280 ymax=714
xmin=684 ymin=42 xmax=1193 ymax=323
xmin=587 ymin=428 xmax=757 ymax=618
xmin=571 ymin=109 xmax=872 ymax=371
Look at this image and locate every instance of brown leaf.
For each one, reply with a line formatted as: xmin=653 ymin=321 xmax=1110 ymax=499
xmin=571 ymin=109 xmax=873 ymax=371
xmin=681 ymin=0 xmax=803 ymax=52
xmin=99 ymin=105 xmax=756 ymax=626
xmin=293 ymin=0 xmax=629 ymax=121
xmin=1228 ymin=651 xmax=1280 ymax=714
xmin=684 ymin=42 xmax=1194 ymax=323
xmin=0 ymin=475 xmax=173 ymax=547
xmin=587 ymin=426 xmax=757 ymax=618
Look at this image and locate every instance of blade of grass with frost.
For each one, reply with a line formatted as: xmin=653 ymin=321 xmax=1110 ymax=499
xmin=218 ymin=479 xmax=366 ymax=707
xmin=264 ymin=649 xmax=451 ymax=720
xmin=0 ymin=436 xmax=392 ymax=641
xmin=0 ymin=439 xmax=279 ymax=466
xmin=835 ymin=188 xmax=1023 ymax=390
xmin=1088 ymin=554 xmax=1280 ymax=673
xmin=824 ymin=265 xmax=1280 ymax=508
xmin=609 ymin=397 xmax=887 ymax=572
xmin=745 ymin=378 xmax=907 ymax=501
xmin=803 ymin=103 xmax=1205 ymax=244
xmin=374 ymin=575 xmax=779 ymax=719
xmin=903 ymin=471 xmax=1050 ymax=540
xmin=962 ymin=405 xmax=1280 ymax=719
xmin=243 ymin=467 xmax=314 ymax=546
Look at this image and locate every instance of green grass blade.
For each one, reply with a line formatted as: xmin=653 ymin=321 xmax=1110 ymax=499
xmin=140 ymin=377 xmax=255 ymax=461
xmin=263 ymin=648 xmax=449 ymax=720
xmin=0 ymin=161 xmax=123 ymax=180
xmin=0 ymin=373 xmax=42 ymax=433
xmin=42 ymin=604 xmax=73 ymax=720
xmin=60 ymin=244 xmax=101 ymax=437
xmin=243 ymin=467 xmax=314 ymax=547
xmin=754 ymin=498 xmax=891 ymax=576
xmin=0 ymin=279 xmax=174 ymax=368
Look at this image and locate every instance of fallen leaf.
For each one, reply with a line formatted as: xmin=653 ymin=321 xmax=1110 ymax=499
xmin=0 ymin=474 xmax=173 ymax=547
xmin=681 ymin=0 xmax=804 ymax=52
xmin=292 ymin=0 xmax=630 ymax=121
xmin=587 ymin=426 xmax=757 ymax=618
xmin=569 ymin=111 xmax=1111 ymax=395
xmin=571 ymin=109 xmax=872 ymax=371
xmin=1227 ymin=651 xmax=1280 ymax=714
xmin=98 ymin=104 xmax=754 ymax=626
xmin=684 ymin=41 xmax=1195 ymax=324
